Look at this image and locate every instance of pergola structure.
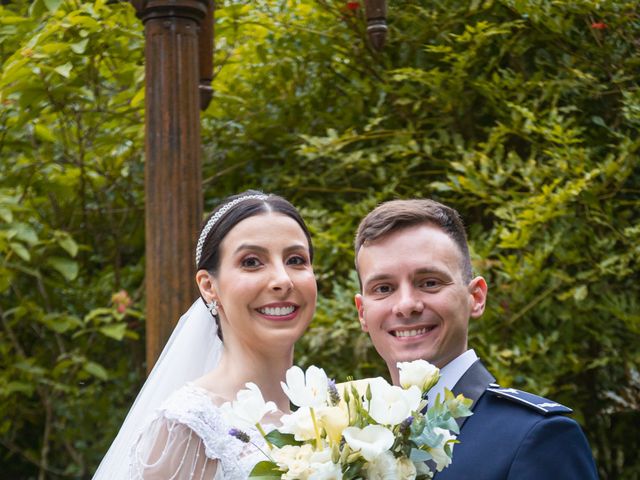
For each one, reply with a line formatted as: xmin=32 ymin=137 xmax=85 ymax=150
xmin=134 ymin=0 xmax=387 ymax=371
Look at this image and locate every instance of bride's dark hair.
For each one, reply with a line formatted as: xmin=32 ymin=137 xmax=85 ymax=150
xmin=196 ymin=190 xmax=314 ymax=339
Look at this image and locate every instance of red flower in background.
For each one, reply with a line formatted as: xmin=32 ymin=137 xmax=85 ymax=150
xmin=591 ymin=22 xmax=607 ymax=30
xmin=112 ymin=289 xmax=132 ymax=314
xmin=346 ymin=1 xmax=360 ymax=10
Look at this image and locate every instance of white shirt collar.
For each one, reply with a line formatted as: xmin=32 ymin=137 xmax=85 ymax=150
xmin=426 ymin=349 xmax=478 ymax=406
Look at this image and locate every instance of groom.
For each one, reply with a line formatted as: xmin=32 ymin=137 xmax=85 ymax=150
xmin=353 ymin=199 xmax=598 ymax=479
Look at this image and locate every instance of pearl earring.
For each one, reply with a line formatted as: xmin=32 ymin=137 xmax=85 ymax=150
xmin=207 ymin=300 xmax=218 ymax=316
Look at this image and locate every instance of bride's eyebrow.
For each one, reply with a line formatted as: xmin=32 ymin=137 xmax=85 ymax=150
xmin=233 ymin=244 xmax=268 ymax=255
xmin=233 ymin=243 xmax=308 ymax=255
xmin=283 ymin=244 xmax=309 ymax=255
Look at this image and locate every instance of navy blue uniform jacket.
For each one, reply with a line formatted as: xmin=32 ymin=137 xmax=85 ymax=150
xmin=435 ymin=360 xmax=598 ymax=479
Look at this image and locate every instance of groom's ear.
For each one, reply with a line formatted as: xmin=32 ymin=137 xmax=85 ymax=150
xmin=354 ymin=294 xmax=368 ymax=332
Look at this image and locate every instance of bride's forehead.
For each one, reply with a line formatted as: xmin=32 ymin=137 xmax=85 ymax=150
xmin=219 ymin=213 xmax=308 ymax=250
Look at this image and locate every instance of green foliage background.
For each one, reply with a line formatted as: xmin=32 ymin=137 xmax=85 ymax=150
xmin=1 ymin=0 xmax=638 ymax=478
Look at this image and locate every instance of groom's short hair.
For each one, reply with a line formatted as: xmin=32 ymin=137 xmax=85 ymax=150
xmin=354 ymin=199 xmax=473 ymax=283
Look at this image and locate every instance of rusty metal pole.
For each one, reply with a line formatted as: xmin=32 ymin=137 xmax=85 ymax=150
xmin=135 ymin=0 xmax=212 ymax=372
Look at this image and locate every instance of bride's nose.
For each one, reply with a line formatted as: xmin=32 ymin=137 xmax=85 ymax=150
xmin=269 ymin=261 xmax=294 ymax=292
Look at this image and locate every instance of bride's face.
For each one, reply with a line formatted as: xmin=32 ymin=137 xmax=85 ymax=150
xmin=212 ymin=212 xmax=317 ymax=350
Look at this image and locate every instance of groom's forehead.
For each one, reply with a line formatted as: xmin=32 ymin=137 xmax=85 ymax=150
xmin=357 ymin=227 xmax=463 ymax=281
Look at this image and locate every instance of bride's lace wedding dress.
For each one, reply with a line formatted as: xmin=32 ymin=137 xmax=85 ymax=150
xmin=130 ymin=384 xmax=269 ymax=479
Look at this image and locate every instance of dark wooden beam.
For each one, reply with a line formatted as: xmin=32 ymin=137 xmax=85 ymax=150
xmin=364 ymin=0 xmax=388 ymax=50
xmin=198 ymin=2 xmax=214 ymax=110
xmin=135 ymin=0 xmax=211 ymax=372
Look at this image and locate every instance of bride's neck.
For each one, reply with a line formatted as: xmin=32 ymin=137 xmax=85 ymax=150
xmin=202 ymin=345 xmax=294 ymax=411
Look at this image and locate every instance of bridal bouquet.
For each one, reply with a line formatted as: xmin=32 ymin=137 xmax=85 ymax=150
xmin=223 ymin=360 xmax=472 ymax=479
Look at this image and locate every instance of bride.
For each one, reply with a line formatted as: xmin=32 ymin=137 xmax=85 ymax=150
xmin=93 ymin=191 xmax=317 ymax=479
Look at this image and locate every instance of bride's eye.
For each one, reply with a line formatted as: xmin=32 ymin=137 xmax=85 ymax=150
xmin=241 ymin=256 xmax=262 ymax=268
xmin=286 ymin=255 xmax=307 ymax=266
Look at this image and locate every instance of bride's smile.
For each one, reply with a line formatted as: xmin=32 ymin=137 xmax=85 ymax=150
xmin=256 ymin=302 xmax=299 ymax=320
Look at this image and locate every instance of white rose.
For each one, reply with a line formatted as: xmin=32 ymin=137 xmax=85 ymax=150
xmin=366 ymin=450 xmax=398 ymax=480
xmin=396 ymin=456 xmax=417 ymax=480
xmin=273 ymin=444 xmax=314 ymax=479
xmin=342 ymin=425 xmax=394 ymax=462
xmin=428 ymin=427 xmax=456 ymax=472
xmin=397 ymin=360 xmax=440 ymax=392
xmin=367 ymin=377 xmax=422 ymax=426
xmin=280 ymin=406 xmax=317 ymax=441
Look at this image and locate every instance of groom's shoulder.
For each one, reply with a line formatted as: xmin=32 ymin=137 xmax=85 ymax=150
xmin=485 ymin=384 xmax=573 ymax=416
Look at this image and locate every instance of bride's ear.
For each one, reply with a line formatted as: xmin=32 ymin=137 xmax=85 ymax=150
xmin=196 ymin=270 xmax=218 ymax=303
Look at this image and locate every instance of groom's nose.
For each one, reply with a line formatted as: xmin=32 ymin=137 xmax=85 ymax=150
xmin=392 ymin=284 xmax=424 ymax=318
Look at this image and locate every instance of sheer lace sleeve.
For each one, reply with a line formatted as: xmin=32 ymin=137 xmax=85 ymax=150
xmin=129 ymin=384 xmax=267 ymax=480
xmin=130 ymin=417 xmax=219 ymax=479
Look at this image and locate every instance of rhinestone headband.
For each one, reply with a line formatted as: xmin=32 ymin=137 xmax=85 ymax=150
xmin=195 ymin=194 xmax=269 ymax=266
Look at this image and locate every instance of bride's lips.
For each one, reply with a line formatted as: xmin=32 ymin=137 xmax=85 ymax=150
xmin=256 ymin=302 xmax=300 ymax=321
xmin=388 ymin=324 xmax=438 ymax=340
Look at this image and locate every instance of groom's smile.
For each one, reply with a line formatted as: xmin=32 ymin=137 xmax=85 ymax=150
xmin=391 ymin=325 xmax=436 ymax=338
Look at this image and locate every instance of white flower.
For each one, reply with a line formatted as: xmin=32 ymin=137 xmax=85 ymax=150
xmin=414 ymin=461 xmax=432 ymax=478
xmin=281 ymin=365 xmax=329 ymax=408
xmin=222 ymin=382 xmax=276 ymax=428
xmin=279 ymin=406 xmax=317 ymax=441
xmin=307 ymin=448 xmax=342 ymax=480
xmin=398 ymin=360 xmax=440 ymax=392
xmin=308 ymin=461 xmax=342 ymax=480
xmin=429 ymin=427 xmax=456 ymax=472
xmin=342 ymin=425 xmax=394 ymax=462
xmin=366 ymin=450 xmax=398 ymax=480
xmin=396 ymin=456 xmax=417 ymax=480
xmin=368 ymin=377 xmax=422 ymax=426
xmin=273 ymin=444 xmax=314 ymax=480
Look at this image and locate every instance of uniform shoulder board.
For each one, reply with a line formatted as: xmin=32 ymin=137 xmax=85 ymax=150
xmin=486 ymin=385 xmax=573 ymax=415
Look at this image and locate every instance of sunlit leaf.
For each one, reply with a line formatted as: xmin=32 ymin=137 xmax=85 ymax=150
xmin=98 ymin=323 xmax=127 ymax=341
xmin=54 ymin=62 xmax=73 ymax=78
xmin=83 ymin=361 xmax=108 ymax=381
xmin=9 ymin=242 xmax=30 ymax=261
xmin=47 ymin=257 xmax=79 ymax=281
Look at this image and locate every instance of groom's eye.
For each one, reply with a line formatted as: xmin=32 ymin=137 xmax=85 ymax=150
xmin=373 ymin=284 xmax=393 ymax=294
xmin=420 ymin=279 xmax=439 ymax=288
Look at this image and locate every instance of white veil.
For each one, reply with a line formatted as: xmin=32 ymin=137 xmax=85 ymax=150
xmin=93 ymin=298 xmax=222 ymax=479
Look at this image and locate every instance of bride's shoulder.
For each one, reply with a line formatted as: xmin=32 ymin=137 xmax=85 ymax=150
xmin=159 ymin=383 xmax=226 ymax=419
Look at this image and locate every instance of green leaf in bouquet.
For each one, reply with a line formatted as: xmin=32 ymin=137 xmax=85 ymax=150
xmin=264 ymin=429 xmax=302 ymax=448
xmin=342 ymin=459 xmax=365 ymax=480
xmin=410 ymin=419 xmax=451 ymax=449
xmin=409 ymin=413 xmax=426 ymax=436
xmin=409 ymin=446 xmax=431 ymax=463
xmin=248 ymin=460 xmax=281 ymax=479
xmin=443 ymin=389 xmax=473 ymax=418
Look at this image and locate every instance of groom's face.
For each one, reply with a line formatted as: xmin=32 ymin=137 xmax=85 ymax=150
xmin=355 ymin=223 xmax=486 ymax=372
